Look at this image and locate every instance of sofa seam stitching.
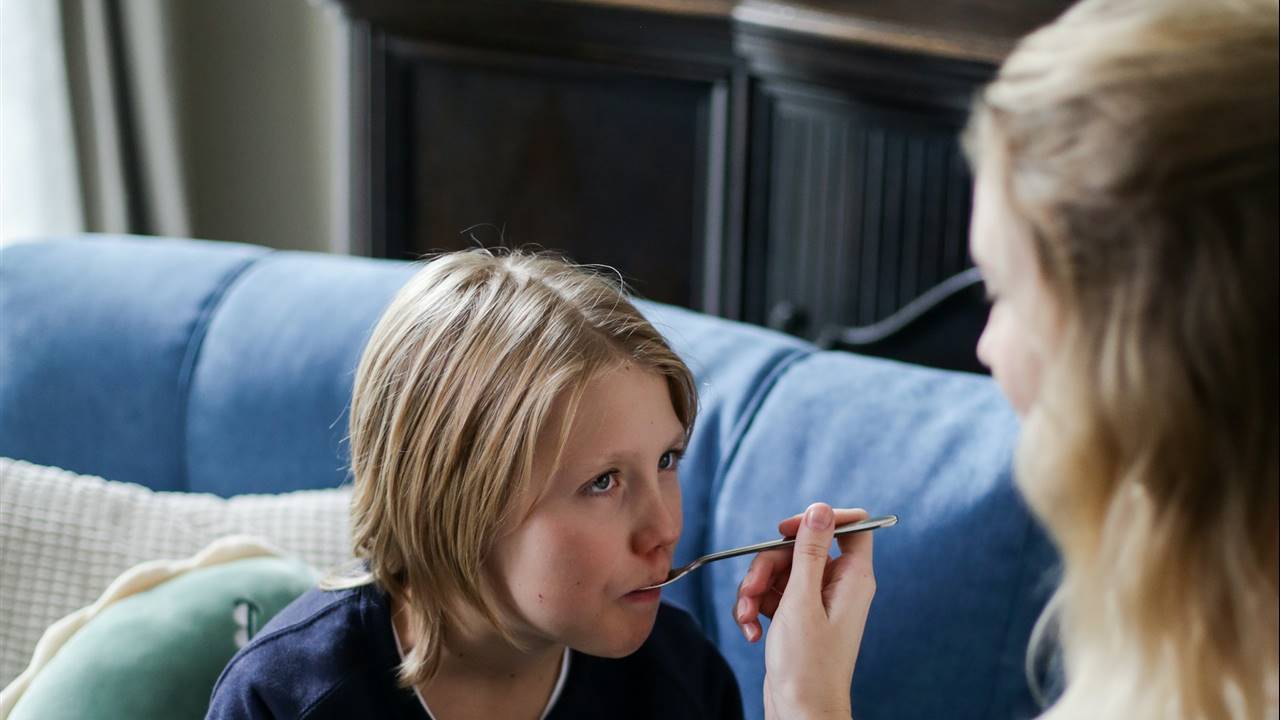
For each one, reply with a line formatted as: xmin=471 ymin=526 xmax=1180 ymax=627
xmin=174 ymin=250 xmax=274 ymax=492
xmin=696 ymin=345 xmax=815 ymax=633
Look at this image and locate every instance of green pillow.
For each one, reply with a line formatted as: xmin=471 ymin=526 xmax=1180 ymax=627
xmin=9 ymin=556 xmax=316 ymax=720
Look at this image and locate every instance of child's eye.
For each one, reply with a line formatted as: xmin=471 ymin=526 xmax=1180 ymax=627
xmin=585 ymin=473 xmax=618 ymax=496
xmin=658 ymin=449 xmax=684 ymax=471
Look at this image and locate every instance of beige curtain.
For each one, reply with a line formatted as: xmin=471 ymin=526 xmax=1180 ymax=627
xmin=48 ymin=0 xmax=346 ymax=251
xmin=1 ymin=0 xmax=83 ymax=243
xmin=60 ymin=0 xmax=189 ymax=237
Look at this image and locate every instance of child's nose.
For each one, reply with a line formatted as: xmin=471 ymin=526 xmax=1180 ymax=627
xmin=632 ymin=482 xmax=681 ymax=556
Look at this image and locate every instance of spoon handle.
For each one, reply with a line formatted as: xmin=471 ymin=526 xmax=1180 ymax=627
xmin=697 ymin=514 xmax=898 ymax=566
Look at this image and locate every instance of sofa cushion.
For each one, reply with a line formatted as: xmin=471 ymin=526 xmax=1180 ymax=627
xmin=704 ymin=351 xmax=1057 ymax=720
xmin=0 ymin=458 xmax=354 ymax=687
xmin=0 ymin=236 xmax=268 ymax=490
xmin=184 ymin=251 xmax=418 ymax=495
xmin=3 ymin=539 xmax=315 ymax=720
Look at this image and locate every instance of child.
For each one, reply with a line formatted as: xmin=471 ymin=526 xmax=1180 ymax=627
xmin=208 ymin=250 xmax=743 ymax=719
xmin=736 ymin=0 xmax=1277 ymax=718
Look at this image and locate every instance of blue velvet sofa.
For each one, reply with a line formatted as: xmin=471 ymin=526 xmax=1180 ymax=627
xmin=0 ymin=235 xmax=1058 ymax=719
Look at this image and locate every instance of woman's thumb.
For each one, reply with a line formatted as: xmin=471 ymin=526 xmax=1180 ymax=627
xmin=787 ymin=502 xmax=835 ymax=606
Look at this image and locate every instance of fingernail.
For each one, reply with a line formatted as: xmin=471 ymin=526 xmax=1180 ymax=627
xmin=746 ymin=624 xmax=760 ymax=642
xmin=740 ymin=622 xmax=753 ymax=641
xmin=736 ymin=597 xmax=748 ymax=621
xmin=806 ymin=503 xmax=833 ymax=530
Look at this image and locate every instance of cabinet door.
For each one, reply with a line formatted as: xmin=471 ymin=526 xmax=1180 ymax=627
xmin=748 ymin=83 xmax=978 ymax=345
xmin=370 ymin=39 xmax=735 ymax=311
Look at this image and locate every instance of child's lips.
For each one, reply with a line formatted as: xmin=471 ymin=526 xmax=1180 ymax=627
xmin=623 ymin=561 xmax=673 ymax=597
xmin=625 ymin=575 xmax=668 ymax=597
xmin=623 ymin=586 xmax=662 ymax=603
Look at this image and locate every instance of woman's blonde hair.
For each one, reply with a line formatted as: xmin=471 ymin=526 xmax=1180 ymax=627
xmin=343 ymin=249 xmax=697 ymax=688
xmin=966 ymin=0 xmax=1278 ymax=717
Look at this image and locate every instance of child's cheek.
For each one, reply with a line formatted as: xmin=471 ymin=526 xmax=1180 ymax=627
xmin=546 ymin=529 xmax=607 ymax=598
xmin=515 ymin=522 xmax=609 ymax=614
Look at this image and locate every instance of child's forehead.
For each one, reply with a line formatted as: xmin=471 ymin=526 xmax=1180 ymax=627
xmin=529 ymin=367 xmax=683 ymax=468
xmin=567 ymin=366 xmax=679 ymax=434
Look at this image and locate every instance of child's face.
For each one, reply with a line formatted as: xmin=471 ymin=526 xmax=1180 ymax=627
xmin=488 ymin=362 xmax=686 ymax=658
xmin=970 ymin=161 xmax=1063 ymax=416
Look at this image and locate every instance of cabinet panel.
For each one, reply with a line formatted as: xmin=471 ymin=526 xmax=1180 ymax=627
xmin=755 ymin=84 xmax=974 ymax=340
xmin=380 ymin=41 xmax=727 ymax=310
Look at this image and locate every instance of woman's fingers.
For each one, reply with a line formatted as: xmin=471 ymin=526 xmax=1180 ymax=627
xmin=759 ymin=582 xmax=784 ymax=618
xmin=832 ymin=508 xmax=871 ymax=554
xmin=833 ymin=517 xmax=873 ymax=563
xmin=777 ymin=507 xmax=869 ymax=538
xmin=736 ymin=546 xmax=792 ymax=641
xmin=757 ymin=504 xmax=877 ymax=720
xmin=738 ymin=506 xmax=873 ymax=642
xmin=823 ymin=522 xmax=876 ymax=627
xmin=777 ymin=514 xmax=802 ymax=537
xmin=741 ymin=546 xmax=791 ymax=595
xmin=779 ymin=503 xmax=837 ymax=609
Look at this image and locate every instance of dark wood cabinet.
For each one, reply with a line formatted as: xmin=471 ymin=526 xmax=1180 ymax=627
xmin=379 ymin=40 xmax=723 ymax=310
xmin=334 ymin=0 xmax=1069 ymax=372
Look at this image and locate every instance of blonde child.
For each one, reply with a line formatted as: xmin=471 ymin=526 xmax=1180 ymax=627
xmin=735 ymin=0 xmax=1278 ymax=718
xmin=209 ymin=250 xmax=743 ymax=719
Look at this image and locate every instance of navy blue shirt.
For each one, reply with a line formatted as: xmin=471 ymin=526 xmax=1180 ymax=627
xmin=207 ymin=584 xmax=743 ymax=719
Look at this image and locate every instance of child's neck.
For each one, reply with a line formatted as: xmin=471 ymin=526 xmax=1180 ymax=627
xmin=391 ymin=594 xmax=566 ymax=720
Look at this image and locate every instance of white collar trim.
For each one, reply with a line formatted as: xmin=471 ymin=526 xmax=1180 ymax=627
xmin=391 ymin=614 xmax=572 ymax=719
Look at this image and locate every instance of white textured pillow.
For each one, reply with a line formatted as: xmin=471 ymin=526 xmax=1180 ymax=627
xmin=0 ymin=457 xmax=354 ymax=687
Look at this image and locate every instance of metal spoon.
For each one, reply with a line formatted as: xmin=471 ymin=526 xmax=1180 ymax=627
xmin=639 ymin=514 xmax=898 ymax=590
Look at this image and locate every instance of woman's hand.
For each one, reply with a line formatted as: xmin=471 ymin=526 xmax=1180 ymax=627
xmin=735 ymin=503 xmax=876 ymax=720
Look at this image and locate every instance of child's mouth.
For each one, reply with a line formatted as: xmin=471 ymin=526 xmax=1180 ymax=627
xmin=623 ymin=587 xmax=662 ymax=603
xmin=623 ymin=574 xmax=667 ymax=602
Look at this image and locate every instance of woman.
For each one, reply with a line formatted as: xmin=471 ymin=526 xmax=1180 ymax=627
xmin=734 ymin=0 xmax=1279 ymax=717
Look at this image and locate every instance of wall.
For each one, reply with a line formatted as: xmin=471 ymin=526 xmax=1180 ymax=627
xmin=168 ymin=0 xmax=347 ymax=253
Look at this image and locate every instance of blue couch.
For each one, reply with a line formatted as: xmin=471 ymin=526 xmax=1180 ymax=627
xmin=0 ymin=235 xmax=1058 ymax=719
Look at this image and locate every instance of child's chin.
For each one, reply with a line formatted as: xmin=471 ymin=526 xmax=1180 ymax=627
xmin=583 ymin=636 xmax=648 ymax=659
xmin=575 ymin=614 xmax=659 ymax=658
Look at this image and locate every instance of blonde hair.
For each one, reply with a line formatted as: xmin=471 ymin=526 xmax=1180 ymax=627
xmin=343 ymin=249 xmax=696 ymax=688
xmin=966 ymin=0 xmax=1278 ymax=717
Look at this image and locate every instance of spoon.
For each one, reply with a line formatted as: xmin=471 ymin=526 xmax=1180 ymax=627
xmin=639 ymin=514 xmax=898 ymax=590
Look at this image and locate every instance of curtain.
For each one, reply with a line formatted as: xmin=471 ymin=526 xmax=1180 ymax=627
xmin=60 ymin=0 xmax=190 ymax=237
xmin=1 ymin=0 xmax=346 ymax=252
xmin=0 ymin=0 xmax=84 ymax=243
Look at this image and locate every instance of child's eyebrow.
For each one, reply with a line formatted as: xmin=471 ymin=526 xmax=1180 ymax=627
xmin=580 ymin=429 xmax=689 ymax=470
